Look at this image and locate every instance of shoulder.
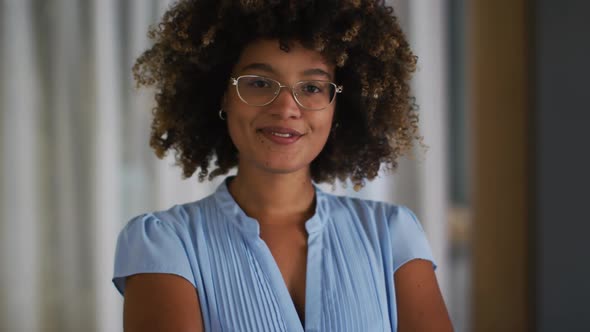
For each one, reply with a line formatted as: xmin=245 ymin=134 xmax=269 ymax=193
xmin=113 ymin=195 xmax=218 ymax=294
xmin=122 ymin=194 xmax=216 ymax=235
xmin=318 ymin=190 xmax=435 ymax=270
xmin=318 ymin=189 xmax=412 ymax=226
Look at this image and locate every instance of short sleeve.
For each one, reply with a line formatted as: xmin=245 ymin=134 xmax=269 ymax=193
xmin=112 ymin=213 xmax=196 ymax=295
xmin=390 ymin=206 xmax=437 ymax=273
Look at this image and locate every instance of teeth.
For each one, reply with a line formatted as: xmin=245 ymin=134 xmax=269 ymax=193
xmin=271 ymin=132 xmax=293 ymax=138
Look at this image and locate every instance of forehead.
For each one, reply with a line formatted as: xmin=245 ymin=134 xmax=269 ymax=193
xmin=234 ymin=39 xmax=334 ymax=78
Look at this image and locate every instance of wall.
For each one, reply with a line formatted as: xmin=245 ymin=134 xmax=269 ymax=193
xmin=535 ymin=0 xmax=590 ymax=330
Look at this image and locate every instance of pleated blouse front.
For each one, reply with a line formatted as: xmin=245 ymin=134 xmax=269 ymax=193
xmin=113 ymin=178 xmax=436 ymax=332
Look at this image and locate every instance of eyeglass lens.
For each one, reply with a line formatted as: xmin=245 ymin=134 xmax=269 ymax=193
xmin=236 ymin=76 xmax=336 ymax=110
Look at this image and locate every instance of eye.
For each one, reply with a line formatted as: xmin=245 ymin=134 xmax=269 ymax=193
xmin=243 ymin=77 xmax=273 ymax=89
xmin=252 ymin=80 xmax=269 ymax=88
xmin=300 ymin=82 xmax=323 ymax=94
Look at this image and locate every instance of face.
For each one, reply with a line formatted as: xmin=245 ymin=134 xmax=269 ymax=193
xmin=224 ymin=39 xmax=336 ymax=176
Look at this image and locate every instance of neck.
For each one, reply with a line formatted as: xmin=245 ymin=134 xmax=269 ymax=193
xmin=228 ymin=167 xmax=316 ymax=225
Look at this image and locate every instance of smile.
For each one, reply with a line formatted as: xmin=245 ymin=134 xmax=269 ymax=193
xmin=271 ymin=132 xmax=294 ymax=138
xmin=257 ymin=127 xmax=304 ymax=145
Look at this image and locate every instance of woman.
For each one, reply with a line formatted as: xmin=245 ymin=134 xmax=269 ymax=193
xmin=113 ymin=0 xmax=453 ymax=331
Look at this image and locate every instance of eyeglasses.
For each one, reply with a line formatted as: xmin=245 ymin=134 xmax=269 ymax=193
xmin=230 ymin=75 xmax=343 ymax=111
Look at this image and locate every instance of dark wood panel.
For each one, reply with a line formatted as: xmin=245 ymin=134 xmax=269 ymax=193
xmin=469 ymin=0 xmax=531 ymax=331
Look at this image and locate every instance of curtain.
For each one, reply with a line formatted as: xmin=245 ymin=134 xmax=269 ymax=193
xmin=0 ymin=0 xmax=216 ymax=330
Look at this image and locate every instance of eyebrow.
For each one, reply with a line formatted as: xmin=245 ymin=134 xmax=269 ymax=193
xmin=301 ymin=68 xmax=333 ymax=80
xmin=239 ymin=63 xmax=333 ymax=80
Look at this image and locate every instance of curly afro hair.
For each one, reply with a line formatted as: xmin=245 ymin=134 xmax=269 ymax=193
xmin=133 ymin=0 xmax=421 ymax=189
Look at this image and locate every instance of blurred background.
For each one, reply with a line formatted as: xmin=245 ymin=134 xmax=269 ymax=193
xmin=1 ymin=0 xmax=588 ymax=331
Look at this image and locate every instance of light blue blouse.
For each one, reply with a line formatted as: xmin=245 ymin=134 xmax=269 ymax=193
xmin=113 ymin=177 xmax=436 ymax=332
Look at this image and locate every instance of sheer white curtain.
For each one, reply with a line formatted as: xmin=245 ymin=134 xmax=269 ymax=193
xmin=0 ymin=0 xmax=449 ymax=331
xmin=408 ymin=0 xmax=450 ymax=302
xmin=1 ymin=0 xmax=42 ymax=330
xmin=382 ymin=0 xmax=451 ymax=300
xmin=0 ymin=0 xmax=214 ymax=330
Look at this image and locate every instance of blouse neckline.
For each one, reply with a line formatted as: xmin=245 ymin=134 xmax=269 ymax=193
xmin=212 ymin=176 xmax=328 ymax=237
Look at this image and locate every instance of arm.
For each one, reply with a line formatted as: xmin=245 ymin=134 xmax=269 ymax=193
xmin=394 ymin=259 xmax=453 ymax=332
xmin=123 ymin=273 xmax=204 ymax=332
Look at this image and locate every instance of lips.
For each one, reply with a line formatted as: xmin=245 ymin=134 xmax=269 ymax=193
xmin=257 ymin=126 xmax=304 ymax=145
xmin=259 ymin=126 xmax=302 ymax=136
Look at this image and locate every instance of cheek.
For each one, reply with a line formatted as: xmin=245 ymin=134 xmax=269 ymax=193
xmin=226 ymin=105 xmax=259 ymax=153
xmin=316 ymin=111 xmax=335 ymax=137
xmin=226 ymin=97 xmax=246 ymax=133
xmin=310 ymin=114 xmax=334 ymax=151
xmin=226 ymin=115 xmax=247 ymax=149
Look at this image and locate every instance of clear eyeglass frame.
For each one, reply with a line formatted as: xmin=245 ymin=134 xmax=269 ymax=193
xmin=230 ymin=75 xmax=344 ymax=111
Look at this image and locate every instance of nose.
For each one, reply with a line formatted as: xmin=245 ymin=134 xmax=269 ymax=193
xmin=269 ymin=87 xmax=302 ymax=119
